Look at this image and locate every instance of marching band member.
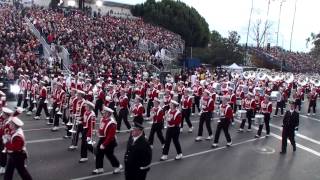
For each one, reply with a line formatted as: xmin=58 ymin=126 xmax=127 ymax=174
xmin=94 ymin=84 xmax=105 ymax=117
xmin=235 ymin=85 xmax=244 ymax=109
xmin=34 ymin=81 xmax=50 ymax=120
xmin=16 ymin=75 xmax=26 ymax=109
xmin=117 ymin=89 xmax=131 ymax=131
xmin=105 ymin=95 xmax=118 ymax=121
xmin=64 ymin=88 xmax=78 ymax=139
xmin=239 ymin=93 xmax=255 ymax=132
xmin=79 ymin=101 xmax=95 ymax=163
xmin=212 ymin=96 xmax=232 ymax=148
xmin=293 ymin=88 xmax=303 ymax=112
xmin=69 ymin=90 xmax=86 ymax=150
xmin=83 ymin=79 xmax=93 ymax=102
xmin=176 ymin=81 xmax=185 ymax=103
xmin=255 ymin=94 xmax=272 ymax=138
xmin=0 ymin=107 xmax=14 ymax=174
xmin=280 ymin=100 xmax=299 ymax=154
xmin=146 ymin=83 xmax=158 ymax=119
xmin=131 ymin=96 xmax=145 ymax=126
xmin=180 ymin=88 xmax=193 ymax=133
xmin=3 ymin=117 xmax=32 ymax=180
xmin=227 ymin=87 xmax=236 ymax=124
xmin=192 ymin=80 xmax=203 ymax=115
xmin=92 ymin=106 xmax=123 ymax=174
xmin=195 ymin=90 xmax=214 ymax=141
xmin=162 ymin=90 xmax=172 ymax=112
xmin=160 ymin=100 xmax=183 ymax=161
xmin=26 ymin=78 xmax=38 ymax=115
xmin=274 ymin=88 xmax=286 ymax=117
xmin=307 ymin=88 xmax=318 ymax=116
xmin=125 ymin=122 xmax=152 ymax=180
xmin=148 ymin=98 xmax=165 ymax=148
xmin=52 ymin=83 xmax=66 ymax=131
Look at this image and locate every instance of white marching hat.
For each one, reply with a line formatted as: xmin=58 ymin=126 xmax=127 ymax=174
xmin=204 ymin=89 xmax=211 ymax=95
xmin=154 ymin=98 xmax=161 ymax=103
xmin=77 ymin=90 xmax=85 ymax=95
xmin=102 ymin=106 xmax=114 ymax=113
xmin=9 ymin=116 xmax=24 ymax=127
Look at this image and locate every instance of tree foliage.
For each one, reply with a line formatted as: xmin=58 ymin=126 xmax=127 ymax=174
xmin=131 ymin=0 xmax=210 ymax=47
xmin=250 ymin=19 xmax=272 ymax=48
xmin=307 ymin=32 xmax=320 ymax=61
xmin=192 ymin=31 xmax=244 ymax=66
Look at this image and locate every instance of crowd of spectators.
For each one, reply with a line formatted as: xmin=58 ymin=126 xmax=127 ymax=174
xmin=256 ymin=46 xmax=320 ymax=73
xmin=24 ymin=6 xmax=184 ymax=74
xmin=0 ymin=3 xmax=49 ymax=83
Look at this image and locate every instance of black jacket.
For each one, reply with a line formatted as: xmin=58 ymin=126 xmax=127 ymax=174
xmin=124 ymin=135 xmax=152 ymax=176
xmin=282 ymin=110 xmax=299 ymax=135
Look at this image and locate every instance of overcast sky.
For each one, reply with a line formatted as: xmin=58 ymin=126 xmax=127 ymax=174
xmin=110 ymin=0 xmax=320 ymax=52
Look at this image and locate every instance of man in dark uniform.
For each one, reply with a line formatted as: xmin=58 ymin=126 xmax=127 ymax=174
xmin=124 ymin=123 xmax=152 ymax=180
xmin=280 ymin=99 xmax=299 ymax=154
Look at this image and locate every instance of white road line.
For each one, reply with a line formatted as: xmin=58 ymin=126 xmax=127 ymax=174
xmin=300 ymin=115 xmax=320 ymax=123
xmin=268 ymin=123 xmax=320 ymax=146
xmin=27 ymin=138 xmax=64 ymax=144
xmin=234 ymin=119 xmax=320 ymax=157
xmin=70 ymin=137 xmax=260 ymax=180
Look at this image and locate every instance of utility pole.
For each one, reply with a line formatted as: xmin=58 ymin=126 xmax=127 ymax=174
xmin=289 ymin=0 xmax=298 ymax=52
xmin=276 ymin=0 xmax=285 ymax=47
xmin=244 ymin=0 xmax=254 ymax=66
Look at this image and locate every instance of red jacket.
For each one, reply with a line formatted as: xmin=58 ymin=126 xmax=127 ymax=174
xmin=99 ymin=117 xmax=117 ymax=147
xmin=119 ymin=95 xmax=129 ymax=109
xmin=166 ymin=109 xmax=182 ymax=127
xmin=39 ymin=87 xmax=47 ymax=98
xmin=181 ymin=95 xmax=192 ymax=109
xmin=152 ymin=107 xmax=164 ymax=123
xmin=261 ymin=101 xmax=272 ymax=114
xmin=6 ymin=128 xmax=25 ymax=152
xmin=132 ymin=103 xmax=144 ymax=117
xmin=219 ymin=104 xmax=233 ymax=120
xmin=201 ymin=97 xmax=214 ymax=112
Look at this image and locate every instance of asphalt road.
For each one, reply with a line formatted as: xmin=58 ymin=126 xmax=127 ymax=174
xmin=4 ymin=99 xmax=320 ymax=180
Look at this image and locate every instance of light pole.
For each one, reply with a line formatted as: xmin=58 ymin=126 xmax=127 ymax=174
xmin=276 ymin=0 xmax=285 ymax=47
xmin=245 ymin=0 xmax=254 ymax=66
xmin=289 ymin=0 xmax=298 ymax=52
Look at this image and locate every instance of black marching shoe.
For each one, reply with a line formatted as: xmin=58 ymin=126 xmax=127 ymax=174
xmin=279 ymin=151 xmax=286 ymax=154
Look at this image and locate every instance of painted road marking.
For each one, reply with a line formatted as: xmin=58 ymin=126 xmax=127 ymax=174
xmin=71 ymin=137 xmax=261 ymax=180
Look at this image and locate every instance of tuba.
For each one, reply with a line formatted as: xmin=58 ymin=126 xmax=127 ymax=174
xmin=257 ymin=72 xmax=267 ymax=81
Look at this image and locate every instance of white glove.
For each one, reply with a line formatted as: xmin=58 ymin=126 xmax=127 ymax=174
xmin=100 ymin=144 xmax=105 ymax=150
xmin=86 ymin=137 xmax=91 ymax=141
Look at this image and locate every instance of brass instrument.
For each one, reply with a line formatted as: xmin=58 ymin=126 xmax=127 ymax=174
xmin=87 ymin=115 xmax=97 ymax=145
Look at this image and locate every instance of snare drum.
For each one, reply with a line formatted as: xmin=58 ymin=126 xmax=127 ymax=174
xmin=237 ymin=110 xmax=247 ymax=119
xmin=255 ymin=114 xmax=264 ymax=125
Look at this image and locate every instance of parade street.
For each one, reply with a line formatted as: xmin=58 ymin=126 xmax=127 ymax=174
xmin=5 ymin=100 xmax=320 ymax=180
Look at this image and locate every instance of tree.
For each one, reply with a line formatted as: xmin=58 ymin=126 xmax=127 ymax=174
xmin=250 ymin=19 xmax=272 ymax=48
xmin=307 ymin=32 xmax=320 ymax=61
xmin=131 ymin=0 xmax=210 ymax=47
xmin=192 ymin=30 xmax=244 ymax=66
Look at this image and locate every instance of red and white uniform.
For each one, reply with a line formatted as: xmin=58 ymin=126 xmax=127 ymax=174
xmin=177 ymin=85 xmax=185 ymax=95
xmin=243 ymin=98 xmax=256 ymax=110
xmin=152 ymin=107 xmax=165 ymax=123
xmin=5 ymin=128 xmax=26 ymax=153
xmin=55 ymin=89 xmax=66 ymax=108
xmin=193 ymin=85 xmax=203 ymax=97
xmin=132 ymin=103 xmax=144 ymax=117
xmin=219 ymin=104 xmax=233 ymax=120
xmin=228 ymin=93 xmax=236 ymax=105
xmin=31 ymin=83 xmax=39 ymax=97
xmin=148 ymin=88 xmax=159 ymax=101
xmin=201 ymin=97 xmax=214 ymax=113
xmin=39 ymin=86 xmax=47 ymax=99
xmin=83 ymin=110 xmax=96 ymax=138
xmin=166 ymin=109 xmax=182 ymax=127
xmin=181 ymin=95 xmax=192 ymax=109
xmin=75 ymin=99 xmax=86 ymax=121
xmin=18 ymin=79 xmax=27 ymax=94
xmin=119 ymin=95 xmax=129 ymax=109
xmin=98 ymin=117 xmax=117 ymax=147
xmin=97 ymin=88 xmax=105 ymax=101
xmin=261 ymin=101 xmax=272 ymax=114
xmin=0 ymin=114 xmax=7 ymax=137
xmin=69 ymin=96 xmax=78 ymax=114
xmin=309 ymin=92 xmax=318 ymax=101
